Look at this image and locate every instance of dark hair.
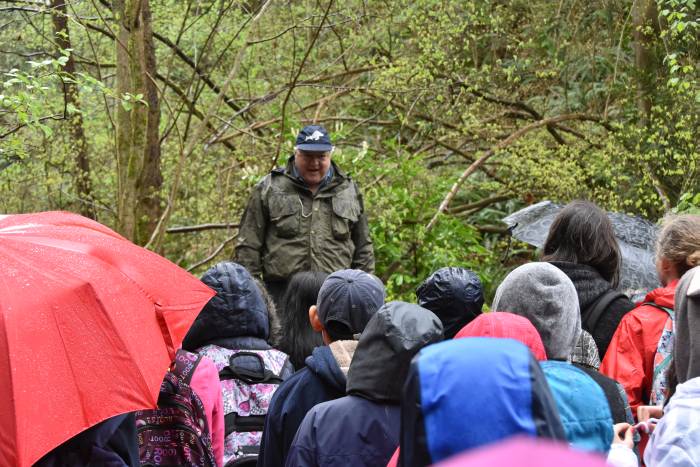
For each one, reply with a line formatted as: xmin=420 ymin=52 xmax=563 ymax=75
xmin=277 ymin=271 xmax=328 ymax=369
xmin=253 ymin=278 xmax=281 ymax=345
xmin=541 ymin=200 xmax=621 ymax=287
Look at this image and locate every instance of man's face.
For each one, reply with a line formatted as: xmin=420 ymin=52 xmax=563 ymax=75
xmin=294 ymin=149 xmax=332 ymax=188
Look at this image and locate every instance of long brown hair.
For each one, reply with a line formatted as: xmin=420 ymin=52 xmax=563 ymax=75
xmin=542 ymin=200 xmax=622 ymax=287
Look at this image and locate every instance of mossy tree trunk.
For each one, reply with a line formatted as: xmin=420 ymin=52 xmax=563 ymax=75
xmin=113 ymin=0 xmax=163 ymax=244
xmin=50 ymin=0 xmax=96 ymax=220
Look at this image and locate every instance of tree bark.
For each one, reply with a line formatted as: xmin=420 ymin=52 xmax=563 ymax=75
xmin=632 ymin=0 xmax=671 ymax=211
xmin=113 ymin=0 xmax=163 ymax=244
xmin=50 ymin=0 xmax=96 ymax=219
xmin=632 ymin=0 xmax=659 ymax=126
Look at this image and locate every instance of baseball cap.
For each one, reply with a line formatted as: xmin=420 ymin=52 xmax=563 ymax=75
xmin=317 ymin=269 xmax=386 ymax=340
xmin=295 ymin=125 xmax=333 ymax=152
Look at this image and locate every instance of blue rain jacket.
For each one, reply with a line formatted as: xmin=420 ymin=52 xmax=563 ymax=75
xmin=541 ymin=360 xmax=613 ymax=453
xmin=399 ymin=338 xmax=566 ymax=466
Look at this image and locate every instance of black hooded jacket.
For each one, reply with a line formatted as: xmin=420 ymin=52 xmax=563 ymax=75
xmin=257 ymin=345 xmax=347 ymax=467
xmin=284 ymin=302 xmax=443 ymax=466
xmin=183 ymin=262 xmax=270 ymax=351
xmin=182 ymin=262 xmax=293 ymax=374
xmin=549 ymin=261 xmax=634 ymax=358
xmin=416 ymin=267 xmax=484 ymax=339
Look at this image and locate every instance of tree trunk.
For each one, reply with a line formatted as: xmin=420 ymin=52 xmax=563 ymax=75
xmin=50 ymin=0 xmax=96 ymax=220
xmin=114 ymin=0 xmax=163 ymax=244
xmin=632 ymin=0 xmax=659 ymax=126
xmin=632 ymin=0 xmax=672 ymax=211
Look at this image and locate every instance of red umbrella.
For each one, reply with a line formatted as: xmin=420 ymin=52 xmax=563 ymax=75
xmin=0 ymin=211 xmax=215 ymax=466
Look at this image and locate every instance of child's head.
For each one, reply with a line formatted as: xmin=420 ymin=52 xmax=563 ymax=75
xmin=655 ymin=214 xmax=700 ymax=285
xmin=309 ymin=269 xmax=386 ymax=343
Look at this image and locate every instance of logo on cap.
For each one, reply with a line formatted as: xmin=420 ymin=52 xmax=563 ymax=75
xmin=305 ymin=130 xmax=325 ymax=142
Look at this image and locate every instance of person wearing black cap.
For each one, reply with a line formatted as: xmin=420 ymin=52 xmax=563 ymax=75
xmin=234 ymin=125 xmax=375 ymax=306
xmin=257 ymin=269 xmax=386 ymax=467
xmin=285 ymin=301 xmax=444 ymax=467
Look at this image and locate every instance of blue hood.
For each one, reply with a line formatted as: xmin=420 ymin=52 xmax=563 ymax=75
xmin=182 ymin=262 xmax=269 ymax=350
xmin=541 ymin=361 xmax=613 ymax=453
xmin=399 ymin=338 xmax=566 ymax=466
xmin=305 ymin=345 xmax=346 ymax=392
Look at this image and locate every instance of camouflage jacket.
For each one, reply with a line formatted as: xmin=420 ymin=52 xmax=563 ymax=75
xmin=234 ymin=158 xmax=375 ymax=281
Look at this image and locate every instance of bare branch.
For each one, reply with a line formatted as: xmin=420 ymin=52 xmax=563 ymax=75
xmin=447 ymin=194 xmax=513 ymax=215
xmin=425 ymin=113 xmax=612 ymax=232
xmin=271 ymin=0 xmax=335 ymax=169
xmin=186 ymin=235 xmax=237 ymax=272
xmin=166 ymin=223 xmax=239 ymax=234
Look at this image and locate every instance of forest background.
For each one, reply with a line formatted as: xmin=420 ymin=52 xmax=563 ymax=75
xmin=0 ymin=0 xmax=698 ymax=300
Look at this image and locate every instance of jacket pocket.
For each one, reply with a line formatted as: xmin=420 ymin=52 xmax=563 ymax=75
xmin=269 ymin=195 xmax=300 ymax=238
xmin=331 ymin=194 xmax=359 ymax=240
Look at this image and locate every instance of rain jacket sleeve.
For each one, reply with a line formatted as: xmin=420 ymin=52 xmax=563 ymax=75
xmin=350 ymin=185 xmax=375 ymax=273
xmin=189 ymin=357 xmax=225 ymax=467
xmin=607 ymin=445 xmax=638 ymax=467
xmin=285 ymin=409 xmax=319 ymax=467
xmin=600 ymin=306 xmax=667 ymax=415
xmin=234 ymin=182 xmax=267 ymax=278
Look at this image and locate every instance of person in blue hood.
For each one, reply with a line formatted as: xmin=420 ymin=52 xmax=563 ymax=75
xmin=416 ymin=267 xmax=485 ymax=339
xmin=285 ymin=301 xmax=444 ymax=467
xmin=257 ymin=269 xmax=386 ymax=467
xmin=397 ymin=338 xmax=566 ymax=466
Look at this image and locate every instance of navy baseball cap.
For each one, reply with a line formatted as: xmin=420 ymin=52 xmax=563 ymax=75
xmin=296 ymin=125 xmax=333 ymax=152
xmin=317 ymin=269 xmax=386 ymax=339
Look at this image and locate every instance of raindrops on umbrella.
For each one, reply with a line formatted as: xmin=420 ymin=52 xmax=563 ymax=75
xmin=502 ymin=201 xmax=660 ymax=294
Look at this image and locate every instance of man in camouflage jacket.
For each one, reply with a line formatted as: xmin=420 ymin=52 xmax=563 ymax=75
xmin=234 ymin=125 xmax=375 ymax=304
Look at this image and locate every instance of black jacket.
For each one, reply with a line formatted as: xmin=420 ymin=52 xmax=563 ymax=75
xmin=416 ymin=267 xmax=484 ymax=338
xmin=285 ymin=302 xmax=443 ymax=466
xmin=183 ymin=261 xmax=293 ymax=375
xmin=549 ymin=261 xmax=634 ymax=358
xmin=34 ymin=413 xmax=139 ymax=467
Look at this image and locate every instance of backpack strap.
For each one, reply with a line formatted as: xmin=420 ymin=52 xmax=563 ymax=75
xmin=224 ymin=412 xmax=267 ymax=436
xmin=582 ymin=290 xmax=628 ymax=332
xmin=173 ymin=349 xmax=204 ymax=386
xmin=218 ymin=351 xmax=284 ymax=384
xmin=640 ymin=302 xmax=674 ymax=319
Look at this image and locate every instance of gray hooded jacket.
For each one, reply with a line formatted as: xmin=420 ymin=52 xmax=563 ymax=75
xmin=492 ymin=262 xmax=581 ymax=361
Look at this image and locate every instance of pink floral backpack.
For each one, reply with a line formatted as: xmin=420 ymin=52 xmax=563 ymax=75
xmin=196 ymin=345 xmax=290 ymax=466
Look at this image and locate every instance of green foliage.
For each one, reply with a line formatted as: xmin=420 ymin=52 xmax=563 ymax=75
xmin=674 ymin=192 xmax=700 ymax=214
xmin=0 ymin=0 xmax=698 ymax=294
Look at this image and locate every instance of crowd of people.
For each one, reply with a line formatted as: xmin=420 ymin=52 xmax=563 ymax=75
xmin=34 ymin=200 xmax=700 ymax=467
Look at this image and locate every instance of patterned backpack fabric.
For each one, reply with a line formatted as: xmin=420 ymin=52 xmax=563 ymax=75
xmin=196 ymin=345 xmax=289 ymax=466
xmin=648 ymin=303 xmax=675 ymax=406
xmin=135 ymin=350 xmax=217 ymax=467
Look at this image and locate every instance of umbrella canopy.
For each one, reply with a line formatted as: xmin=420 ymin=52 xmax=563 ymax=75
xmin=503 ymin=201 xmax=659 ymax=293
xmin=434 ymin=436 xmax=608 ymax=467
xmin=0 ymin=211 xmax=215 ymax=467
